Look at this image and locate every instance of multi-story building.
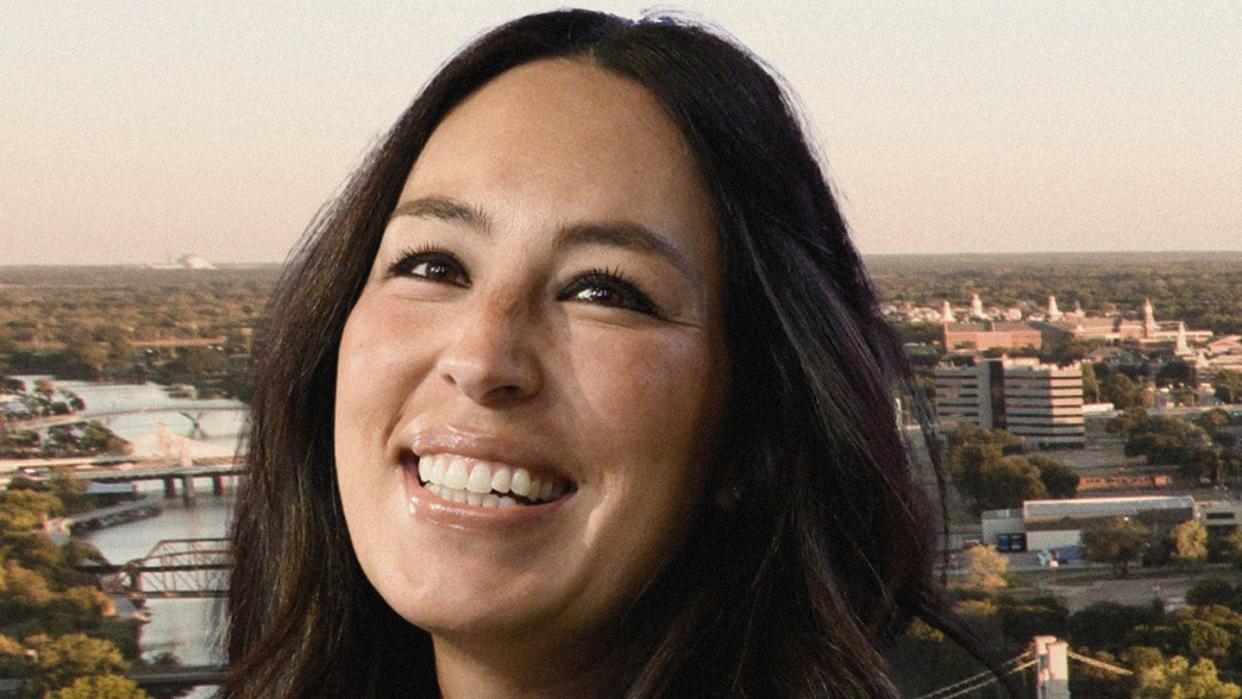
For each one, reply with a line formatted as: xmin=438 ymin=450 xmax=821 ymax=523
xmin=935 ymin=296 xmax=1212 ymax=352
xmin=934 ymin=357 xmax=1085 ymax=448
xmin=942 ymin=321 xmax=1044 ymax=352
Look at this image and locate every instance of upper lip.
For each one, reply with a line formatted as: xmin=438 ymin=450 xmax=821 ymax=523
xmin=392 ymin=424 xmax=576 ymax=485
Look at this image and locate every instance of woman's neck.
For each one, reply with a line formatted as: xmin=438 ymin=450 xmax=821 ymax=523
xmin=431 ymin=629 xmax=624 ymax=698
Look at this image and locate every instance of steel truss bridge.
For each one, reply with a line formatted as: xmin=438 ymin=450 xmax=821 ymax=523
xmin=94 ymin=538 xmax=230 ymax=599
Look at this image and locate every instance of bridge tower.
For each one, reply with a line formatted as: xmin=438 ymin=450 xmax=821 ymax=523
xmin=1034 ymin=635 xmax=1070 ymax=698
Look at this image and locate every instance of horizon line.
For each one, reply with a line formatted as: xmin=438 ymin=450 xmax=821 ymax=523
xmin=5 ymin=248 xmax=1242 ymax=268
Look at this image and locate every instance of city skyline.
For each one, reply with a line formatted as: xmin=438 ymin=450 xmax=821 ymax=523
xmin=3 ymin=1 xmax=1240 ymax=265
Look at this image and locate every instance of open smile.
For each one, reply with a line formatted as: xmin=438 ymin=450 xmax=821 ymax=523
xmin=402 ymin=450 xmax=576 ymax=509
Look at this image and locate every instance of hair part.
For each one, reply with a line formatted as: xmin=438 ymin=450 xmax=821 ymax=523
xmin=225 ymin=9 xmax=1006 ymax=697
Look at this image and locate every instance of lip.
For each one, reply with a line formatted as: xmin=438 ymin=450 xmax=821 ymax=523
xmin=402 ymin=463 xmax=572 ymax=531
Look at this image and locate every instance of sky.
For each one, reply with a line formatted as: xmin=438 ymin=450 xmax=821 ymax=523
xmin=2 ymin=1 xmax=1240 ymax=265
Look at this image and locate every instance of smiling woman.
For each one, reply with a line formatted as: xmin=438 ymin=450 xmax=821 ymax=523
xmin=226 ymin=9 xmax=994 ymax=698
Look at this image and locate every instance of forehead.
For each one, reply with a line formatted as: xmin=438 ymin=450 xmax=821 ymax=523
xmin=400 ymin=59 xmax=716 ymax=237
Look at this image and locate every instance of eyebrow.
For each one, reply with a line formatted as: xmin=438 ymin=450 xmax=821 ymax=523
xmin=390 ymin=196 xmax=492 ymax=231
xmin=555 ymin=222 xmax=695 ymax=281
xmin=390 ymin=195 xmax=695 ymax=281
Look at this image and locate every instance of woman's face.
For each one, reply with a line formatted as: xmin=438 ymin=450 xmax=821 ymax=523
xmin=334 ymin=60 xmax=728 ymax=651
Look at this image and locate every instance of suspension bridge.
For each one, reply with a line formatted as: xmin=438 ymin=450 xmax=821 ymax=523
xmin=916 ymin=635 xmax=1131 ymax=698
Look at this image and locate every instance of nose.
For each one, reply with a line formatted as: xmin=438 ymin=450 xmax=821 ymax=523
xmin=436 ymin=289 xmax=543 ymax=405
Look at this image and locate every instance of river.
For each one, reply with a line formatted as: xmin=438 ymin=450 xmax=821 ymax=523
xmin=13 ymin=377 xmax=246 ymax=668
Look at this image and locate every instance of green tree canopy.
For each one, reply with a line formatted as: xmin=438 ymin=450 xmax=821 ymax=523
xmin=1103 ymin=373 xmax=1144 ymax=410
xmin=1215 ymin=370 xmax=1242 ymax=404
xmin=24 ymin=633 xmax=129 ymax=695
xmin=952 ymin=545 xmax=1008 ymax=594
xmin=1171 ymin=521 xmax=1209 ymax=567
xmin=1082 ymin=517 xmax=1152 ymax=577
xmin=1029 ymin=455 xmax=1080 ymax=499
xmin=1133 ymin=656 xmax=1241 ymax=699
xmin=1069 ymin=601 xmax=1161 ymax=654
xmin=46 ymin=673 xmax=149 ymax=699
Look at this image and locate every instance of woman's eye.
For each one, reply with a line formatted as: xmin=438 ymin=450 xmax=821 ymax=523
xmin=388 ymin=249 xmax=469 ymax=287
xmin=560 ymin=271 xmax=659 ymax=317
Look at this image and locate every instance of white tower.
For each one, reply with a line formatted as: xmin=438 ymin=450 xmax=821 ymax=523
xmin=1047 ymin=295 xmax=1062 ymax=321
xmin=970 ymin=294 xmax=984 ymax=319
xmin=1034 ymin=635 xmax=1070 ymax=699
xmin=1176 ymin=321 xmax=1190 ymax=355
xmin=1143 ymin=298 xmax=1157 ymax=337
xmin=940 ymin=300 xmax=954 ymax=322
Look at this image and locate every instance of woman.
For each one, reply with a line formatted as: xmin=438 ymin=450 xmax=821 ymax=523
xmin=227 ymin=9 xmax=985 ymax=697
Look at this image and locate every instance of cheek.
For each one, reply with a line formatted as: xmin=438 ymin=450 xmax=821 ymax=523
xmin=335 ymin=296 xmax=430 ymax=451
xmin=566 ymin=328 xmax=721 ymax=474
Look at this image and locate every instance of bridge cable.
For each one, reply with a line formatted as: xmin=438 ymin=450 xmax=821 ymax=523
xmin=914 ymin=652 xmax=1034 ymax=699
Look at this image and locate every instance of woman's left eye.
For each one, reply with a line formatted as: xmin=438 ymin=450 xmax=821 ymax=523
xmin=558 ymin=270 xmax=659 ymax=317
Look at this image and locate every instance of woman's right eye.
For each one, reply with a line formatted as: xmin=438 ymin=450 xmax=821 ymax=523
xmin=387 ymin=248 xmax=470 ymax=287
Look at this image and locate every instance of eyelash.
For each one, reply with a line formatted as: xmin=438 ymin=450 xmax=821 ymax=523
xmin=386 ymin=247 xmax=661 ymax=317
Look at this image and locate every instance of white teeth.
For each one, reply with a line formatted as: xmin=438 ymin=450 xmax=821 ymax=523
xmin=490 ymin=466 xmax=512 ymax=494
xmin=511 ymin=468 xmax=532 ymax=497
xmin=414 ymin=454 xmax=568 ymax=504
xmin=467 ymin=463 xmax=493 ymax=494
xmin=483 ymin=493 xmax=500 ymax=508
xmin=444 ymin=458 xmax=469 ymax=490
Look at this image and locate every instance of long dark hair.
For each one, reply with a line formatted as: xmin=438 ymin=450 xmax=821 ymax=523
xmin=227 ymin=9 xmax=992 ymax=697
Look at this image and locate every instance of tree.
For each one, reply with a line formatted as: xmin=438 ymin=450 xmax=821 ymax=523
xmin=1103 ymin=373 xmax=1143 ymax=410
xmin=48 ymin=470 xmax=90 ymax=514
xmin=0 ymin=490 xmax=64 ymax=532
xmin=47 ymin=674 xmax=149 ymax=699
xmin=1069 ymin=601 xmax=1160 ymax=654
xmin=1187 ymin=578 xmax=1236 ymax=607
xmin=1108 ymin=405 xmax=1149 ymax=435
xmin=996 ymin=595 xmax=1068 ymax=644
xmin=1172 ymin=386 xmax=1199 ymax=407
xmin=1172 ymin=521 xmax=1209 ymax=568
xmin=1227 ymin=528 xmax=1242 ymax=569
xmin=24 ymin=633 xmax=129 ymax=695
xmin=1082 ymin=361 xmax=1102 ymax=403
xmin=1157 ymin=360 xmax=1193 ymax=388
xmin=1029 ymin=455 xmax=1080 ymax=499
xmin=1133 ymin=656 xmax=1241 ymax=699
xmin=1215 ymin=370 xmax=1242 ymax=404
xmin=952 ymin=545 xmax=1008 ymax=594
xmin=949 ymin=441 xmax=1005 ymax=507
xmin=174 ymin=346 xmax=224 ymax=376
xmin=1178 ymin=619 xmax=1232 ymax=659
xmin=979 ymin=457 xmax=1047 ymax=512
xmin=1082 ymin=517 xmax=1151 ymax=577
xmin=948 ymin=426 xmax=1046 ymax=512
xmin=60 ymin=338 xmax=109 ymax=380
xmin=950 ymin=446 xmax=1048 ymax=513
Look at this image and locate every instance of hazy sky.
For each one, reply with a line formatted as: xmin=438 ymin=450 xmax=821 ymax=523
xmin=3 ymin=2 xmax=1239 ymax=265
